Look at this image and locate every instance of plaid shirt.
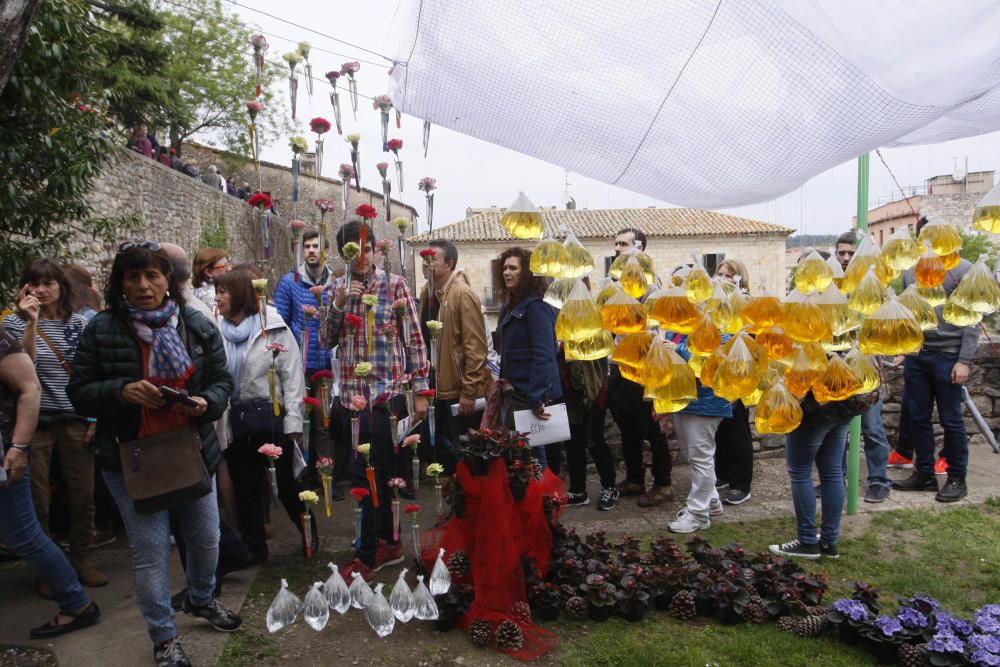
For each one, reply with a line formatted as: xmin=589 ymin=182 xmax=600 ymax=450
xmin=322 ymin=269 xmax=429 ymax=408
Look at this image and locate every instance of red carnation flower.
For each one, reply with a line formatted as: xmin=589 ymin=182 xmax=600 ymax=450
xmin=344 ymin=313 xmax=364 ymax=328
xmin=419 ymin=248 xmax=437 ymax=259
xmin=355 ymin=204 xmax=378 ymax=220
xmin=310 ymin=117 xmax=332 ymax=134
xmin=311 ymin=369 xmax=334 ymax=382
xmin=302 ymin=396 xmax=321 ymax=407
xmin=248 ymin=192 xmax=273 ymax=210
xmin=387 ymin=138 xmax=403 ymax=151
xmin=404 ymin=504 xmax=420 ymax=515
xmin=350 ymin=487 xmax=370 ymax=502
xmin=417 ymin=389 xmax=436 ymax=398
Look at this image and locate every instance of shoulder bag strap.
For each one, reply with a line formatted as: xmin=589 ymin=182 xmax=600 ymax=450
xmin=36 ymin=327 xmax=74 ymax=376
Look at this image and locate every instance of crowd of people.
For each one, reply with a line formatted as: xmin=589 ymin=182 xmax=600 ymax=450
xmin=0 ymin=217 xmax=979 ymax=666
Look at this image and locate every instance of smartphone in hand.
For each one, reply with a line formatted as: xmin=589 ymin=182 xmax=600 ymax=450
xmin=159 ymin=386 xmax=199 ymax=408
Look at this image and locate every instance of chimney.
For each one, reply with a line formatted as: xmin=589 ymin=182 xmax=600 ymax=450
xmin=566 ymin=197 xmax=577 ymax=210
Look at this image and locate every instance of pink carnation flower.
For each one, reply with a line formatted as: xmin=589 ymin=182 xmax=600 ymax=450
xmin=258 ymin=443 xmax=283 ymax=459
xmin=350 ymin=395 xmax=368 ymax=412
xmin=402 ymin=434 xmax=420 ymax=448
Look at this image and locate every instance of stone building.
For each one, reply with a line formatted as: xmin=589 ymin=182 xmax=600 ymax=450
xmin=408 ymin=207 xmax=793 ymax=322
xmin=854 ymin=170 xmax=994 ymax=246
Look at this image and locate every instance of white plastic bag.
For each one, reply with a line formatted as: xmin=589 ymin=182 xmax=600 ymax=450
xmin=324 ymin=563 xmax=351 ymax=615
xmin=266 ymin=578 xmax=302 ymax=633
xmin=303 ymin=581 xmax=330 ymax=631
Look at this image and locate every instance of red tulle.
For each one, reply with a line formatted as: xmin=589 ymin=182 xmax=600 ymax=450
xmin=423 ymin=459 xmax=564 ymax=661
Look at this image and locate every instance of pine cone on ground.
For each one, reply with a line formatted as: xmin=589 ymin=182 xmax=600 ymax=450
xmin=792 ymin=615 xmax=827 ymax=638
xmin=742 ymin=601 xmax=765 ymax=625
xmin=668 ymin=590 xmax=696 ymax=621
xmin=558 ymin=584 xmax=575 ymax=604
xmin=805 ymin=604 xmax=827 ymax=617
xmin=565 ymin=596 xmax=588 ymax=620
xmin=469 ymin=619 xmax=492 ymax=648
xmin=898 ymin=643 xmax=929 ymax=667
xmin=509 ymin=601 xmax=532 ymax=624
xmin=776 ymin=616 xmax=798 ymax=633
xmin=748 ymin=592 xmax=763 ymax=607
xmin=448 ymin=549 xmax=470 ymax=578
xmin=496 ymin=619 xmax=525 ymax=652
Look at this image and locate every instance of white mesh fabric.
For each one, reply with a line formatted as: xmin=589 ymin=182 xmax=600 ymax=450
xmin=388 ymin=0 xmax=1000 ymax=208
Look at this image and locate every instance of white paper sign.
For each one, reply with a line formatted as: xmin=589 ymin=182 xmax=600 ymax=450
xmin=396 ymin=416 xmax=423 ymax=442
xmin=513 ymin=403 xmax=571 ymax=447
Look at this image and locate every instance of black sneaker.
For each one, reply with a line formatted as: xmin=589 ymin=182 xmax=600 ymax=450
xmin=820 ymin=543 xmax=840 ymax=559
xmin=768 ymin=539 xmax=820 ymax=560
xmin=892 ymin=471 xmax=938 ymax=491
xmin=566 ymin=492 xmax=589 ymax=507
xmin=723 ymin=488 xmax=751 ymax=505
xmin=182 ymin=597 xmax=242 ymax=632
xmin=715 ymin=480 xmax=730 ymax=491
xmin=154 ymin=638 xmax=192 ymax=667
xmin=864 ymin=485 xmax=891 ymax=503
xmin=597 ymin=487 xmax=620 ymax=511
xmin=935 ymin=476 xmax=967 ymax=503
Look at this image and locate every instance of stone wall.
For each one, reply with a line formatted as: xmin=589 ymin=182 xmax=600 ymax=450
xmin=75 ymin=146 xmax=419 ymax=291
xmin=920 ymin=192 xmax=984 ymax=231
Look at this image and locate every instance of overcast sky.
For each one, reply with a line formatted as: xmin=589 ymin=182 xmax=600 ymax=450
xmin=228 ymin=0 xmax=1000 ymax=238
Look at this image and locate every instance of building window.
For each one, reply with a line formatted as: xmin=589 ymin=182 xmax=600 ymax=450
xmin=703 ymin=253 xmax=725 ymax=276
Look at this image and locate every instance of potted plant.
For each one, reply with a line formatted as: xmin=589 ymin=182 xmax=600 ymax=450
xmin=580 ymin=573 xmax=617 ymax=622
xmin=692 ymin=572 xmax=718 ymax=618
xmin=616 ymin=569 xmax=651 ymax=622
xmin=828 ymin=598 xmax=873 ymax=645
xmin=863 ymin=615 xmax=907 ymax=665
xmin=434 ymin=583 xmax=473 ymax=632
xmin=649 ymin=565 xmax=685 ymax=611
xmin=714 ymin=577 xmax=752 ymax=625
xmin=531 ymin=582 xmax=563 ymax=622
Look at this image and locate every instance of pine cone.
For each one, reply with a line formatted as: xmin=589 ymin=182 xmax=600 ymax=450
xmin=898 ymin=643 xmax=929 ymax=667
xmin=558 ymin=584 xmax=576 ymax=604
xmin=742 ymin=601 xmax=765 ymax=625
xmin=495 ymin=619 xmax=524 ymax=652
xmin=748 ymin=592 xmax=763 ymax=607
xmin=792 ymin=615 xmax=827 ymax=638
xmin=469 ymin=619 xmax=492 ymax=648
xmin=448 ymin=549 xmax=470 ymax=578
xmin=509 ymin=601 xmax=532 ymax=624
xmin=668 ymin=590 xmax=696 ymax=621
xmin=565 ymin=596 xmax=588 ymax=620
xmin=805 ymin=604 xmax=827 ymax=617
xmin=776 ymin=616 xmax=798 ymax=633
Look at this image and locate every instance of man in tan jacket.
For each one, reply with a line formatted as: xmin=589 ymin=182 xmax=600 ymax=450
xmin=418 ymin=240 xmax=494 ymax=473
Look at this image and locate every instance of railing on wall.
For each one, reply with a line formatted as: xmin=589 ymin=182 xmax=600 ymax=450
xmin=482 ymin=286 xmax=501 ymax=310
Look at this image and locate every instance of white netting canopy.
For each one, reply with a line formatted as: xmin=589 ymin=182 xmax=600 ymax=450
xmin=387 ymin=0 xmax=1000 ymax=209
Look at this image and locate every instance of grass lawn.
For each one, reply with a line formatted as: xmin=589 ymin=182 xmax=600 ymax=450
xmin=222 ymin=500 xmax=1000 ymax=667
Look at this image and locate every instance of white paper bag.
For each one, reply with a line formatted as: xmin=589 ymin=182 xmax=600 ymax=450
xmin=513 ymin=403 xmax=570 ymax=447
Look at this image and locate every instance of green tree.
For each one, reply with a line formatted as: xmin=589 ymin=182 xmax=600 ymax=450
xmin=157 ymin=0 xmax=289 ymax=155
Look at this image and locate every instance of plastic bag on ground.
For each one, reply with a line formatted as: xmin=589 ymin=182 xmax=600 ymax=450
xmin=390 ymin=568 xmax=416 ymax=623
xmin=412 ymin=574 xmax=439 ymax=621
xmin=303 ymin=581 xmax=330 ymax=631
xmin=349 ymin=570 xmax=374 ymax=610
xmin=366 ymin=583 xmax=396 ymax=638
xmin=324 ymin=563 xmax=351 ymax=614
xmin=429 ymin=547 xmax=452 ymax=596
xmin=266 ymin=578 xmax=302 ymax=633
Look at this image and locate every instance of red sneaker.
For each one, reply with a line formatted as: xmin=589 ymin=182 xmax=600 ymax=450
xmin=339 ymin=558 xmax=373 ymax=584
xmin=887 ymin=451 xmax=914 ymax=469
xmin=934 ymin=456 xmax=948 ymax=475
xmin=371 ymin=540 xmax=405 ymax=574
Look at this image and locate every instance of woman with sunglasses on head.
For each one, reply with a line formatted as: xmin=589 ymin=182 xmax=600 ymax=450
xmin=2 ymin=259 xmax=107 ymax=591
xmin=67 ymin=241 xmax=239 ymax=667
xmin=191 ymin=248 xmax=230 ymax=314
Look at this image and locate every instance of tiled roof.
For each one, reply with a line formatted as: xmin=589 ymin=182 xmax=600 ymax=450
xmin=408 ymin=208 xmax=794 ymax=243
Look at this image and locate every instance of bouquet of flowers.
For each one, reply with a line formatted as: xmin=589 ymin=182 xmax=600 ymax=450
xmin=418 ymin=177 xmax=437 ymax=234
xmin=387 ymin=138 xmax=404 ymax=191
xmin=309 ymin=117 xmax=331 ymax=175
xmin=341 ymin=61 xmax=360 ymax=118
xmin=299 ymin=490 xmax=318 ymax=558
xmin=373 ymin=94 xmax=394 ymax=151
xmin=324 ymin=70 xmax=343 ymax=134
xmin=282 ymin=50 xmax=302 ymax=120
xmin=345 ymin=133 xmax=362 ymax=192
xmin=258 ymin=443 xmax=283 ymax=502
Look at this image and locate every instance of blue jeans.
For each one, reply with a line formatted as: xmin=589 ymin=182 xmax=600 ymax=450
xmin=104 ymin=471 xmax=220 ymax=644
xmin=0 ymin=474 xmax=90 ymax=614
xmin=904 ymin=351 xmax=968 ymax=477
xmin=786 ymin=419 xmax=851 ymax=546
xmin=859 ymin=399 xmax=890 ymax=488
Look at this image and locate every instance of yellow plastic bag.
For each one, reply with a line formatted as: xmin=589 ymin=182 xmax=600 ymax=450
xmin=554 ymin=280 xmax=603 ymax=342
xmin=740 ymin=287 xmax=785 ymax=331
xmin=687 ymin=314 xmax=722 ymax=356
xmin=608 ymin=247 xmax=655 ymax=285
xmin=858 ymin=294 xmax=924 ymax=355
xmin=529 ymin=237 xmax=569 ymax=278
xmin=542 ymin=278 xmax=576 ymax=310
xmin=682 ymin=260 xmax=713 ymax=304
xmin=898 ymin=284 xmax=939 ymax=331
xmin=714 ymin=335 xmax=759 ymax=402
xmin=784 ymin=345 xmax=821 ymax=399
xmin=882 ymin=226 xmax=920 ymax=272
xmin=917 ymin=285 xmax=947 ymax=307
xmin=817 ymin=284 xmax=860 ymax=336
xmin=949 ymin=259 xmax=1000 ymax=314
xmin=847 ymin=267 xmax=886 ymax=316
xmin=610 ymin=331 xmax=654 ymax=368
xmin=794 ymin=250 xmax=833 ymax=293
xmin=560 ymin=231 xmax=594 ymax=279
xmin=942 ymin=298 xmax=983 ymax=327
xmin=564 ymin=330 xmax=614 ymax=361
xmin=842 ymin=235 xmax=881 ymax=294
xmin=914 ymin=247 xmax=946 ymax=289
xmin=706 ymin=281 xmax=736 ymax=329
xmin=845 ymin=348 xmax=881 ymax=394
xmin=783 ymin=291 xmax=833 ymax=343
xmin=756 ymin=326 xmax=794 ymax=362
xmin=619 ymin=253 xmax=649 ymax=299
xmin=648 ymin=286 xmax=700 ymax=334
xmin=754 ymin=379 xmax=803 ymax=434
xmin=812 ymin=355 xmax=863 ymax=403
xmin=600 ymin=289 xmax=648 ymax=335
xmin=917 ymin=220 xmax=962 ymax=257
xmin=641 ymin=338 xmax=673 ymax=391
xmin=648 ymin=347 xmax=697 ymax=413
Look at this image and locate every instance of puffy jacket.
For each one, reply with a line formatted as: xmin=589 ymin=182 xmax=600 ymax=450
xmin=673 ymin=335 xmax=733 ymax=419
xmin=419 ymin=270 xmax=494 ymax=402
xmin=225 ymin=305 xmax=305 ymax=444
xmin=496 ymin=296 xmax=562 ymax=409
xmin=273 ymin=266 xmax=331 ymax=373
xmin=67 ymin=305 xmax=233 ymax=474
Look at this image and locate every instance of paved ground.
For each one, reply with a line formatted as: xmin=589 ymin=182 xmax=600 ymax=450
xmin=2 ymin=439 xmax=998 ymax=666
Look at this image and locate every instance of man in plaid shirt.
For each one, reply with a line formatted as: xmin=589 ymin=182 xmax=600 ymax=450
xmin=323 ymin=219 xmax=430 ymax=577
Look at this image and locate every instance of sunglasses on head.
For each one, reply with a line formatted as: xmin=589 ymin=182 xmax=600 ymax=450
xmin=118 ymin=240 xmax=162 ymax=253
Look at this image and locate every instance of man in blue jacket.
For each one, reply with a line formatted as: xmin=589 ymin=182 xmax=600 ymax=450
xmin=273 ymin=229 xmax=337 ymax=490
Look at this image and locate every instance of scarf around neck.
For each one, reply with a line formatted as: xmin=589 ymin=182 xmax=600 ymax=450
xmin=220 ymin=315 xmax=257 ymax=395
xmin=126 ymin=299 xmax=194 ymax=384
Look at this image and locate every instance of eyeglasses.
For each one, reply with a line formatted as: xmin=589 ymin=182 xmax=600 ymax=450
xmin=118 ymin=240 xmax=162 ymax=253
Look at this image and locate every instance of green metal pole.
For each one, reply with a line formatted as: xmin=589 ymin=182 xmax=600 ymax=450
xmin=847 ymin=153 xmax=870 ymax=515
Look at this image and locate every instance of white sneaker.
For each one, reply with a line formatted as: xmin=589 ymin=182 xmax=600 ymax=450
xmin=669 ymin=508 xmax=710 ymax=534
xmin=709 ymin=498 xmax=724 ymax=517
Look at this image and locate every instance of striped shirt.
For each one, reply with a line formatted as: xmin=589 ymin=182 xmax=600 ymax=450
xmin=2 ymin=314 xmax=87 ymax=413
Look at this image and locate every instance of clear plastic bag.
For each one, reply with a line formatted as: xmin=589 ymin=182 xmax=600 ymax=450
xmin=682 ymin=258 xmax=712 ymax=303
xmin=411 ymin=575 xmax=439 ymax=621
xmin=972 ymin=180 xmax=1000 ymax=233
xmin=366 ymin=583 xmax=396 ymax=638
xmin=324 ymin=563 xmax=351 ymax=614
xmin=783 ymin=291 xmax=833 ymax=343
xmin=542 ymin=277 xmax=576 ymax=310
xmin=740 ymin=286 xmax=785 ymax=331
xmin=349 ymin=570 xmax=374 ymax=610
xmin=303 ymin=581 xmax=330 ymax=631
xmin=389 ymin=568 xmax=416 ymax=623
xmin=687 ymin=313 xmax=721 ymax=356
xmin=714 ymin=335 xmax=758 ymax=402
xmin=554 ymin=280 xmax=603 ymax=343
xmin=914 ymin=247 xmax=946 ymax=289
xmin=858 ymin=294 xmax=924 ymax=355
xmin=619 ymin=253 xmax=649 ymax=299
xmin=754 ymin=379 xmax=803 ymax=434
xmin=950 ymin=258 xmax=1000 ymax=314
xmin=647 ymin=346 xmax=697 ymax=413
xmin=795 ymin=250 xmax=833 ymax=293
xmin=600 ymin=289 xmax=647 ymax=334
xmin=898 ymin=284 xmax=939 ymax=331
xmin=429 ymin=547 xmax=452 ymax=596
xmin=640 ymin=337 xmax=673 ymax=391
xmin=882 ymin=226 xmax=920 ymax=271
xmin=561 ymin=231 xmax=595 ymax=278
xmin=529 ymin=236 xmax=570 ymax=278
xmin=847 ymin=267 xmax=886 ymax=316
xmin=845 ymin=348 xmax=881 ymax=394
xmin=812 ymin=355 xmax=863 ymax=403
xmin=842 ymin=234 xmax=881 ymax=293
xmin=917 ymin=220 xmax=963 ymax=257
xmin=648 ymin=285 xmax=700 ymax=333
xmin=266 ymin=578 xmax=303 ymax=633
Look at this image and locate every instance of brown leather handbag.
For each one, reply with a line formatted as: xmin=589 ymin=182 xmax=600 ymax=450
xmin=117 ymin=423 xmax=211 ymax=514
